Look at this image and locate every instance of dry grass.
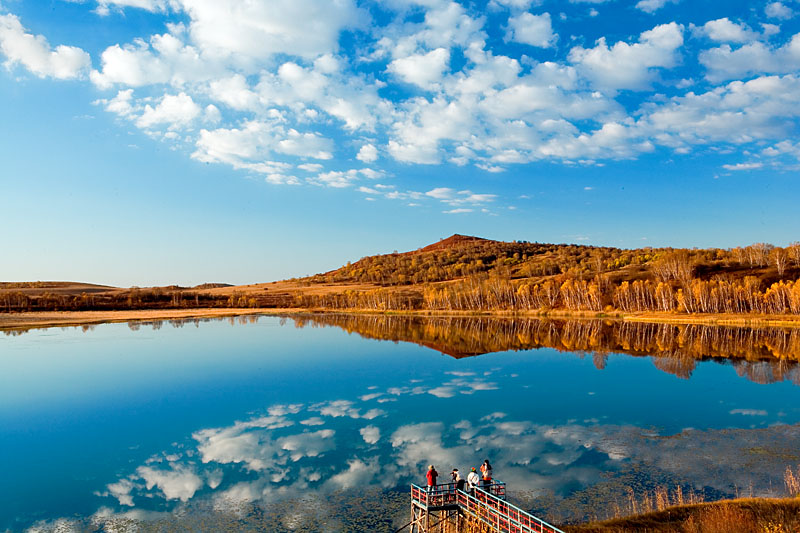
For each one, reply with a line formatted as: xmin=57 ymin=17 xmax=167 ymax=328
xmin=0 ymin=308 xmax=272 ymax=331
xmin=563 ymin=498 xmax=800 ymax=533
xmin=785 ymin=466 xmax=800 ymax=497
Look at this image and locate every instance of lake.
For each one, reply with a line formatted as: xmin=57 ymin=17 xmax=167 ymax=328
xmin=3 ymin=314 xmax=800 ymax=532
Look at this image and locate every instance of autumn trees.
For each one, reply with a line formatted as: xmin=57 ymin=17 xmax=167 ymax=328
xmin=293 ymin=237 xmax=800 ymax=316
xmin=0 ymin=287 xmax=289 ymax=313
xmin=299 ymin=268 xmax=800 ymax=316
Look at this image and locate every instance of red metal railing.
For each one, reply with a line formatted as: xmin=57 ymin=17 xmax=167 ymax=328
xmin=410 ymin=481 xmax=562 ymax=533
xmin=410 ymin=482 xmax=460 ymax=508
xmin=411 ymin=481 xmax=507 ymax=508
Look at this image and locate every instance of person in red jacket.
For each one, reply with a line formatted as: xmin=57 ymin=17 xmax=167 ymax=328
xmin=426 ymin=465 xmax=438 ymax=492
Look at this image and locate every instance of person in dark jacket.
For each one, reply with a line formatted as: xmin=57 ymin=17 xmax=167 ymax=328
xmin=426 ymin=465 xmax=438 ymax=491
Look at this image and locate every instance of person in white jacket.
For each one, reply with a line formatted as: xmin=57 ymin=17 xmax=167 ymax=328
xmin=466 ymin=467 xmax=480 ymax=494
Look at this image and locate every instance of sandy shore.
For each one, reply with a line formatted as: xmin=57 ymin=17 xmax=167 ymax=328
xmin=0 ymin=308 xmax=293 ymax=331
xmin=2 ymin=308 xmax=800 ymax=332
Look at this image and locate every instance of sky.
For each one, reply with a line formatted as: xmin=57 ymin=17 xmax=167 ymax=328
xmin=1 ymin=0 xmax=799 ymax=286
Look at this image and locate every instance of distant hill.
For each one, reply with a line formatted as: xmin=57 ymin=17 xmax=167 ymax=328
xmin=415 ymin=234 xmax=493 ymax=253
xmin=192 ymin=283 xmax=234 ymax=289
xmin=301 ymin=234 xmax=799 ymax=288
xmin=0 ymin=281 xmax=119 ymax=295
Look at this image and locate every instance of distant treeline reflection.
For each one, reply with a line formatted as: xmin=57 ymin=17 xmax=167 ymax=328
xmin=290 ymin=314 xmax=800 ymax=385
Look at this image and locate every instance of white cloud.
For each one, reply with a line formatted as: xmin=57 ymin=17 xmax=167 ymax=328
xmin=729 ymin=408 xmax=768 ymax=415
xmin=6 ymin=0 xmax=800 ymax=189
xmin=362 ymin=408 xmax=386 ymax=420
xmin=722 ymin=162 xmax=763 ymax=171
xmin=0 ymin=13 xmax=91 ymax=79
xmin=638 ymin=75 xmax=800 ymax=150
xmin=428 ymin=385 xmax=458 ymax=397
xmin=506 ymin=13 xmax=557 ymax=48
xmin=388 ymin=139 xmax=441 ymax=164
xmin=356 ymin=143 xmax=379 ymax=163
xmin=424 ymin=187 xmax=497 ymax=206
xmin=278 ymin=430 xmax=335 ymax=462
xmin=635 ymin=0 xmax=680 ymax=14
xmin=693 ymin=18 xmax=759 ymax=43
xmin=193 ymin=121 xmax=276 ymax=166
xmin=762 ymin=139 xmax=800 ymax=161
xmin=765 ymin=2 xmax=794 ymax=20
xmin=208 ymin=74 xmax=260 ymax=111
xmin=326 ymin=458 xmax=378 ymax=489
xmin=360 ymin=425 xmax=381 ymax=444
xmin=136 ymin=465 xmax=203 ymax=502
xmin=98 ymin=89 xmax=136 ymax=117
xmin=96 ymin=0 xmax=176 ymax=16
xmin=91 ymin=32 xmax=211 ymax=89
xmin=106 ymin=478 xmax=136 ymax=507
xmin=311 ymin=399 xmax=363 ymax=417
xmin=490 ymin=0 xmax=537 ymax=9
xmin=136 ymin=92 xmax=201 ymax=130
xmin=176 ymin=0 xmax=366 ymax=61
xmin=388 ymin=48 xmax=450 ymax=88
xmin=265 ymin=173 xmax=300 ymax=185
xmin=568 ymin=22 xmax=684 ymax=92
xmin=425 ymin=187 xmax=455 ymax=200
xmin=308 ymin=169 xmax=378 ymax=188
xmin=276 ymin=129 xmax=334 ymax=160
xmin=699 ymin=33 xmax=800 ymax=82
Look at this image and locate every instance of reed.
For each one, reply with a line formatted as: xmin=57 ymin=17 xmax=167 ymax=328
xmin=563 ymin=498 xmax=800 ymax=533
xmin=783 ymin=465 xmax=800 ymax=496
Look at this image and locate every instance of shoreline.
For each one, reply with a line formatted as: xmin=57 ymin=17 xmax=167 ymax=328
xmin=0 ymin=308 xmax=278 ymax=331
xmin=3 ymin=307 xmax=800 ymax=332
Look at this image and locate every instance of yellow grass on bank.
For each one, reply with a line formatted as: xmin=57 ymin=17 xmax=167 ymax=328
xmin=563 ymin=497 xmax=800 ymax=533
xmin=0 ymin=308 xmax=293 ymax=331
xmin=3 ymin=306 xmax=800 ymax=333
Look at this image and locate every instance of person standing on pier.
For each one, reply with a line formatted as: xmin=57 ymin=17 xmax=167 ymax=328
xmin=480 ymin=459 xmax=492 ymax=490
xmin=467 ymin=467 xmax=480 ymax=494
xmin=426 ymin=465 xmax=438 ymax=492
xmin=452 ymin=468 xmax=465 ymax=491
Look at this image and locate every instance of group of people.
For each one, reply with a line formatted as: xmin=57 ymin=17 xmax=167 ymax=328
xmin=425 ymin=460 xmax=492 ymax=493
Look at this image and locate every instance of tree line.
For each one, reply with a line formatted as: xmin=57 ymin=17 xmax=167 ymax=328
xmin=0 ymin=287 xmax=293 ymax=313
xmin=296 ymin=274 xmax=800 ymax=316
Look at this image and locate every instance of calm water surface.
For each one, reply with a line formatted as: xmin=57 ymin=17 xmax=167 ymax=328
xmin=2 ymin=315 xmax=800 ymax=531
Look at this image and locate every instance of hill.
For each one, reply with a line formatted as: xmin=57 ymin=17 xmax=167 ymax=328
xmin=301 ymin=234 xmax=799 ymax=288
xmin=2 ymin=236 xmax=800 ymax=318
xmin=291 ymin=235 xmax=800 ymax=317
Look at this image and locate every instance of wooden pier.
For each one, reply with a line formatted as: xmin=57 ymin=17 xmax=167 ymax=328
xmin=408 ymin=481 xmax=563 ymax=533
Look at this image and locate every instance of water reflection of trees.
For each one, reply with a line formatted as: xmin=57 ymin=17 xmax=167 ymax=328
xmin=290 ymin=314 xmax=800 ymax=385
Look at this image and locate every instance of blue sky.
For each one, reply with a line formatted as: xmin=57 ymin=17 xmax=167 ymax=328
xmin=1 ymin=0 xmax=799 ymax=286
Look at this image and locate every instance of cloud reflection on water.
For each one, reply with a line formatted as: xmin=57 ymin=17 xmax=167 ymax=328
xmin=81 ymin=366 xmax=800 ymax=531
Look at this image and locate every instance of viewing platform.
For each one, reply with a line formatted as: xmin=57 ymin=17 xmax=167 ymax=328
xmin=408 ymin=481 xmax=563 ymax=533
